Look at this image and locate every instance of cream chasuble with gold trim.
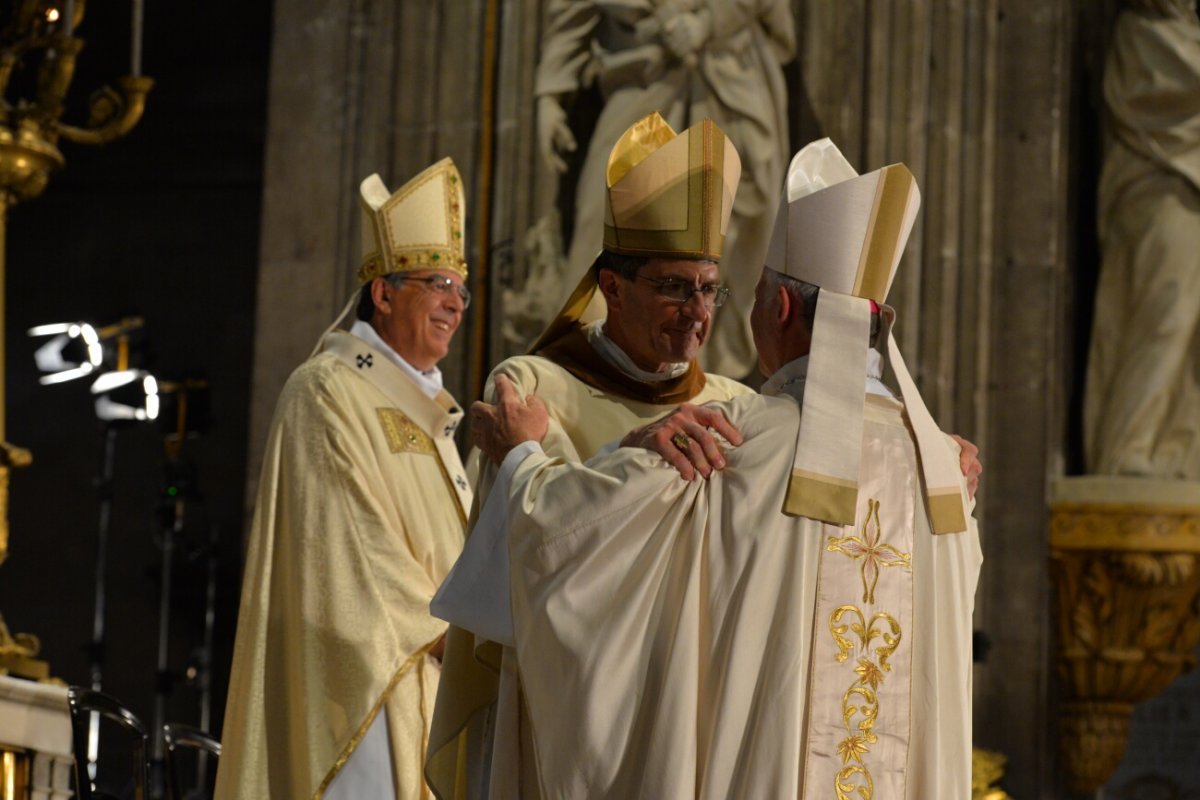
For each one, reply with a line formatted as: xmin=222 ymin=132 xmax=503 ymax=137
xmin=428 ymin=112 xmax=749 ymax=800
xmin=426 ymin=353 xmax=750 ymax=800
xmin=499 ymin=384 xmax=980 ymax=799
xmin=216 ymin=330 xmax=470 ymax=800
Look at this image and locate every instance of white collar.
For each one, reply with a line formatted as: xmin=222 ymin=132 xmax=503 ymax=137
xmin=583 ymin=319 xmax=690 ymax=383
xmin=349 ymin=320 xmax=443 ymax=398
xmin=761 ymin=349 xmax=891 ymax=402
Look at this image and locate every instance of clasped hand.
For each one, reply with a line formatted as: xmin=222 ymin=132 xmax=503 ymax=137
xmin=471 ymin=374 xmax=550 ymax=464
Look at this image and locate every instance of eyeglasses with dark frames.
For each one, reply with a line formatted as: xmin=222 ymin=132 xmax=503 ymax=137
xmin=394 ymin=275 xmax=472 ymax=308
xmin=635 ymin=275 xmax=730 ymax=308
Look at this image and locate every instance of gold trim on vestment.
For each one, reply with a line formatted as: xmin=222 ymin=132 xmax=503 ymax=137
xmin=927 ymin=489 xmax=969 ymax=535
xmin=785 ymin=469 xmax=859 ymax=525
xmin=824 ymin=498 xmax=911 ymax=798
xmin=315 ymin=636 xmax=441 ymax=799
xmin=377 ymin=408 xmax=438 ymax=455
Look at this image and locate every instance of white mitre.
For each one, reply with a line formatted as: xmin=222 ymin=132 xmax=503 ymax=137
xmin=766 ymin=138 xmax=968 ymax=534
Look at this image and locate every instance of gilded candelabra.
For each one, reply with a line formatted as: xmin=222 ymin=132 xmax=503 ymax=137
xmin=0 ymin=0 xmax=150 ymax=677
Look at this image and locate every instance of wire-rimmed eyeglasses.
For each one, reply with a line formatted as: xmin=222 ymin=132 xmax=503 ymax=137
xmin=394 ymin=275 xmax=471 ymax=308
xmin=635 ymin=275 xmax=730 ymax=308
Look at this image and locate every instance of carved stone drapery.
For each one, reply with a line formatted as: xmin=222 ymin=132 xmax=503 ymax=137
xmin=1050 ymin=477 xmax=1200 ymax=795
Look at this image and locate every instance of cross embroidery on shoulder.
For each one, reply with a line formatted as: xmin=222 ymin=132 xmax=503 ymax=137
xmin=455 ymin=475 xmax=468 ymax=491
xmin=356 ymin=353 xmax=374 ymax=369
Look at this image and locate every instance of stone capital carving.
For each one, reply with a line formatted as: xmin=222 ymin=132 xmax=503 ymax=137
xmin=1050 ymin=477 xmax=1200 ymax=795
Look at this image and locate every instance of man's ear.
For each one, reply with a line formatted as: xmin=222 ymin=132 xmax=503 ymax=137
xmin=774 ymin=283 xmax=792 ymax=325
xmin=596 ymin=269 xmax=622 ymax=312
xmin=370 ymin=277 xmax=391 ymax=315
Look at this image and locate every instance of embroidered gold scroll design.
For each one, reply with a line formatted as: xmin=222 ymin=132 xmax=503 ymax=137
xmin=376 ymin=408 xmax=435 ymax=455
xmin=826 ymin=498 xmax=911 ymax=800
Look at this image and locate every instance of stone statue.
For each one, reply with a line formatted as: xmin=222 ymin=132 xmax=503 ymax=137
xmin=1084 ymin=0 xmax=1200 ymax=479
xmin=535 ymin=0 xmax=795 ymax=377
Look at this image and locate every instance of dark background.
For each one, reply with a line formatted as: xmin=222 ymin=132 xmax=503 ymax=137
xmin=0 ymin=0 xmax=272 ymax=786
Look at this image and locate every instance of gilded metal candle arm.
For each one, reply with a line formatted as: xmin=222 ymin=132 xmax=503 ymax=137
xmin=56 ymin=75 xmax=153 ymax=146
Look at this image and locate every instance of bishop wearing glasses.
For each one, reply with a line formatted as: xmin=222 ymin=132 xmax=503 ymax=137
xmin=426 ymin=114 xmax=755 ymax=799
xmin=217 ymin=160 xmax=474 ymax=799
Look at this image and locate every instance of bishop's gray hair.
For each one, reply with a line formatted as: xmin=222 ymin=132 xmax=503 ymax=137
xmin=762 ymin=267 xmax=821 ymax=332
xmin=762 ymin=267 xmax=881 ymax=345
xmin=355 ymin=273 xmax=409 ymax=321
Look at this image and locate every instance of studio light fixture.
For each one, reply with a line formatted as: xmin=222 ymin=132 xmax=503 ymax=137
xmin=28 ymin=322 xmax=102 ymax=384
xmin=91 ymin=370 xmax=160 ymax=422
xmin=28 ymin=317 xmax=145 ymax=385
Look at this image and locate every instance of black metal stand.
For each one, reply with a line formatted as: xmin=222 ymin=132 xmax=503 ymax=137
xmin=85 ymin=423 xmax=119 ymax=780
xmin=190 ymin=522 xmax=219 ymax=797
xmin=148 ymin=454 xmax=196 ymax=800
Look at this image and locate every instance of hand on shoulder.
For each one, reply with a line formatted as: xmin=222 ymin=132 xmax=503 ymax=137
xmin=621 ymin=403 xmax=744 ymax=481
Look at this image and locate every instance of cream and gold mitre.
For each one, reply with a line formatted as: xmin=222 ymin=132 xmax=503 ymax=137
xmin=771 ymin=138 xmax=969 ymax=535
xmin=358 ymin=158 xmax=468 ymax=284
xmin=603 ymin=112 xmax=741 ymax=261
xmin=765 ymin=138 xmax=918 ymax=301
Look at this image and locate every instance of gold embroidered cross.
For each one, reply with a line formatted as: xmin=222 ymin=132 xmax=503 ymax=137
xmin=827 ymin=498 xmax=911 ymax=604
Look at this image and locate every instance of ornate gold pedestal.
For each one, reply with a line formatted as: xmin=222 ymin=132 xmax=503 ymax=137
xmin=0 ymin=745 xmax=29 ymax=800
xmin=972 ymin=748 xmax=1013 ymax=799
xmin=1050 ymin=477 xmax=1200 ymax=795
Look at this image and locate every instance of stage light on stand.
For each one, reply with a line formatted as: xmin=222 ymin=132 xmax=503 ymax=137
xmin=91 ymin=370 xmax=159 ymax=422
xmin=29 ymin=316 xmax=148 ymax=779
xmin=29 ymin=322 xmax=102 ymax=384
xmin=28 ymin=317 xmax=145 ymax=385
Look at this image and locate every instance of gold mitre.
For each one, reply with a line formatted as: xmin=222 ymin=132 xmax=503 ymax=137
xmin=528 ymin=114 xmax=742 ymax=355
xmin=603 ymin=112 xmax=741 ymax=260
xmin=358 ymin=158 xmax=468 ymax=284
xmin=771 ymin=138 xmax=969 ymax=535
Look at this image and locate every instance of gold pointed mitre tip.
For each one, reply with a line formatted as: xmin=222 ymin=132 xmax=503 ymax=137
xmin=357 ymin=157 xmax=469 ymax=284
xmin=771 ymin=138 xmax=919 ymax=302
xmin=603 ymin=114 xmax=742 ymax=261
xmin=606 ymin=112 xmax=677 ymax=186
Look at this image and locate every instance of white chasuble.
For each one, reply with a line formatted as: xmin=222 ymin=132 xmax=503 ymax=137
xmin=502 ymin=391 xmax=980 ymax=799
xmin=216 ymin=331 xmax=469 ymax=800
xmin=426 ymin=354 xmax=750 ymax=800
